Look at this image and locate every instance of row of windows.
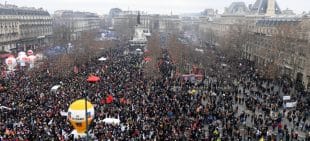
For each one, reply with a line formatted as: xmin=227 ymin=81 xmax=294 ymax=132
xmin=0 ymin=30 xmax=18 ymax=35
xmin=0 ymin=21 xmax=52 ymax=27
xmin=0 ymin=15 xmax=51 ymax=20
xmin=20 ymin=28 xmax=52 ymax=34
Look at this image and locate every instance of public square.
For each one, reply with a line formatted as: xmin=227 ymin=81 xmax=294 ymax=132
xmin=0 ymin=0 xmax=310 ymax=140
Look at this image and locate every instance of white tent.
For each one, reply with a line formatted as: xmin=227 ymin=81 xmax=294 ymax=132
xmin=98 ymin=57 xmax=107 ymax=61
xmin=51 ymin=85 xmax=61 ymax=93
xmin=99 ymin=117 xmax=120 ymax=125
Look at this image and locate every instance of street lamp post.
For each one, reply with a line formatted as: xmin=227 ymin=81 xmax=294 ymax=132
xmin=84 ymin=93 xmax=88 ymax=140
xmin=86 ymin=75 xmax=100 ymax=140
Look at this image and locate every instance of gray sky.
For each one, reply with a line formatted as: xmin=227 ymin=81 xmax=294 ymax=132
xmin=3 ymin=0 xmax=309 ymax=15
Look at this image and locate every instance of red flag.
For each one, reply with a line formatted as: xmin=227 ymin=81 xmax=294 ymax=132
xmin=120 ymin=97 xmax=127 ymax=104
xmin=106 ymin=95 xmax=114 ymax=104
xmin=87 ymin=75 xmax=100 ymax=83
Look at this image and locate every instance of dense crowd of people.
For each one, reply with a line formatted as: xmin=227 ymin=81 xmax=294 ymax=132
xmin=0 ymin=44 xmax=309 ymax=141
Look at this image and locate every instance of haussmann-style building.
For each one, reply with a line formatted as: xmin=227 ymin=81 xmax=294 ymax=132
xmin=0 ymin=4 xmax=52 ymax=53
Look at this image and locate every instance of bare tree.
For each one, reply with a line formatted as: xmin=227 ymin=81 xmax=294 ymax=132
xmin=218 ymin=24 xmax=249 ymax=60
xmin=46 ymin=30 xmax=117 ymax=77
xmin=144 ymin=33 xmax=161 ymax=78
xmin=53 ymin=25 xmax=72 ymax=46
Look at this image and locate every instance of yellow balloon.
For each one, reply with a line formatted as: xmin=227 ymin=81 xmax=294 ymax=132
xmin=68 ymin=99 xmax=95 ymax=135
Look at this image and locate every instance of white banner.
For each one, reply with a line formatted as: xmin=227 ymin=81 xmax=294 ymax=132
xmin=285 ymin=101 xmax=297 ymax=108
xmin=283 ymin=96 xmax=291 ymax=101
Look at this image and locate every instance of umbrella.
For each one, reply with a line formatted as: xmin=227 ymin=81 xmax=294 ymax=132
xmin=87 ymin=75 xmax=100 ymax=83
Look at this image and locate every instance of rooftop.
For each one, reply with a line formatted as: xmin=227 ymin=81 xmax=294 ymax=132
xmin=0 ymin=4 xmax=49 ymax=15
xmin=256 ymin=17 xmax=301 ymax=26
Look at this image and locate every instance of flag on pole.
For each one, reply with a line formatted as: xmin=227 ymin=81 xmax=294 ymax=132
xmin=106 ymin=95 xmax=114 ymax=104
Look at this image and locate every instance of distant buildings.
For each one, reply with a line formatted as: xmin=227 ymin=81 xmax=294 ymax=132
xmin=110 ymin=9 xmax=181 ymax=40
xmin=53 ymin=10 xmax=101 ymax=43
xmin=282 ymin=8 xmax=295 ymax=15
xmin=109 ymin=8 xmax=122 ymax=18
xmin=111 ymin=10 xmax=151 ymax=41
xmin=198 ymin=0 xmax=310 ymax=90
xmin=158 ymin=15 xmax=181 ymax=34
xmin=243 ymin=17 xmax=310 ymax=86
xmin=201 ymin=9 xmax=216 ymax=17
xmin=249 ymin=0 xmax=281 ymax=16
xmin=224 ymin=2 xmax=249 ymax=15
xmin=0 ymin=4 xmax=52 ymax=52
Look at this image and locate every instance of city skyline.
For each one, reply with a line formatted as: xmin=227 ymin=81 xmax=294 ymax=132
xmin=3 ymin=0 xmax=310 ymax=15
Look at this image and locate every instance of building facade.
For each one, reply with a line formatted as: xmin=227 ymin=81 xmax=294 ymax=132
xmin=53 ymin=10 xmax=101 ymax=44
xmin=198 ymin=0 xmax=310 ymax=90
xmin=111 ymin=9 xmax=182 ymax=41
xmin=243 ymin=17 xmax=310 ymax=86
xmin=0 ymin=4 xmax=52 ymax=52
xmin=111 ymin=11 xmax=151 ymax=41
xmin=158 ymin=15 xmax=181 ymax=34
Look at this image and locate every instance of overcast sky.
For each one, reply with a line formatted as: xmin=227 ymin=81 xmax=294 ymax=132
xmin=3 ymin=0 xmax=309 ymax=15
